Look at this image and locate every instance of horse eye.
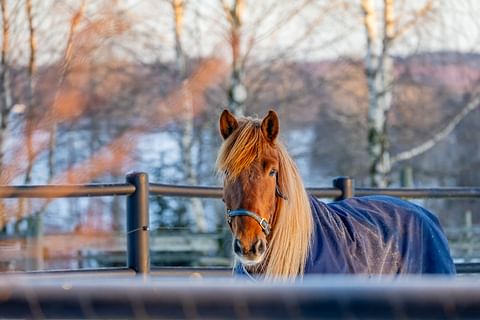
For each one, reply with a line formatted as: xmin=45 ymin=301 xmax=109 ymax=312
xmin=269 ymin=169 xmax=277 ymax=176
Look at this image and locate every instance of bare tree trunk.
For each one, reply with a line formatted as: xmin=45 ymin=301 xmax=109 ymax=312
xmin=48 ymin=0 xmax=86 ymax=183
xmin=173 ymin=0 xmax=185 ymax=76
xmin=0 ymin=0 xmax=12 ymax=231
xmin=23 ymin=0 xmax=44 ymax=271
xmin=22 ymin=0 xmax=86 ymax=269
xmin=222 ymin=0 xmax=247 ymax=116
xmin=361 ymin=0 xmax=447 ymax=186
xmin=24 ymin=0 xmax=36 ymax=184
xmin=362 ymin=0 xmax=394 ymax=187
xmin=172 ymin=0 xmax=206 ymax=232
xmin=0 ymin=0 xmax=11 ymax=171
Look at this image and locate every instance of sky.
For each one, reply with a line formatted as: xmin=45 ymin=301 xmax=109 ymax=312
xmin=122 ymin=0 xmax=480 ymax=62
xmin=5 ymin=0 xmax=480 ymax=67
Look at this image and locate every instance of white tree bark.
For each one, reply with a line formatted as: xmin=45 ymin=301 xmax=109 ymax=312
xmin=222 ymin=0 xmax=247 ymax=116
xmin=362 ymin=0 xmax=393 ymax=187
xmin=172 ymin=0 xmax=207 ymax=232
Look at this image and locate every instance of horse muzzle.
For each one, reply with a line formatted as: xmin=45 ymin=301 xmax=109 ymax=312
xmin=233 ymin=237 xmax=267 ymax=265
xmin=226 ymin=209 xmax=270 ymax=264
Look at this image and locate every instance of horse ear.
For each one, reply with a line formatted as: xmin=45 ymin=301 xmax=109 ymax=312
xmin=261 ymin=110 xmax=279 ymax=143
xmin=219 ymin=109 xmax=238 ymax=139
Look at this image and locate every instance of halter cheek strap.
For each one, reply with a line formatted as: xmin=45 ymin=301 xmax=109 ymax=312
xmin=275 ymin=184 xmax=288 ymax=200
xmin=226 ymin=209 xmax=271 ymax=236
xmin=275 ymin=172 xmax=288 ymax=200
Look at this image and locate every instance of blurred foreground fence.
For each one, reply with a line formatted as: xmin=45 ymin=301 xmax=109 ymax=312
xmin=1 ymin=276 xmax=480 ymax=319
xmin=1 ymin=173 xmax=480 ymax=275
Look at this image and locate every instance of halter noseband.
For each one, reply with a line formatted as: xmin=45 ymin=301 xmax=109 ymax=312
xmin=225 ymin=174 xmax=287 ymax=237
xmin=226 ymin=209 xmax=271 ymax=236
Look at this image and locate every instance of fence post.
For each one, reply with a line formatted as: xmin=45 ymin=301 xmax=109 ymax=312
xmin=333 ymin=176 xmax=354 ymax=200
xmin=126 ymin=172 xmax=150 ymax=275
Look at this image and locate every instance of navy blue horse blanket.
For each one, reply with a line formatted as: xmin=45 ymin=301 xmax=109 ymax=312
xmin=235 ymin=195 xmax=455 ymax=276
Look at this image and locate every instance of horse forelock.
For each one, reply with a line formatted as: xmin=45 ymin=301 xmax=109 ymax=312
xmin=216 ymin=118 xmax=266 ymax=182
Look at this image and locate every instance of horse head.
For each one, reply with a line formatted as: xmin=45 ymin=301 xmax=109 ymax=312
xmin=217 ymin=109 xmax=287 ymax=267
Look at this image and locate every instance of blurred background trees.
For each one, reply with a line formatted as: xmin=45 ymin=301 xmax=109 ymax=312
xmin=0 ymin=0 xmax=479 ymax=270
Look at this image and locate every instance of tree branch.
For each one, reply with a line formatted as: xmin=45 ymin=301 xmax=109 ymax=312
xmin=391 ymin=94 xmax=480 ymax=165
xmin=394 ymin=0 xmax=434 ymax=39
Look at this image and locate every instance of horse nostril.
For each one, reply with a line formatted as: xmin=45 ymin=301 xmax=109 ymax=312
xmin=233 ymin=239 xmax=243 ymax=255
xmin=253 ymin=239 xmax=266 ymax=255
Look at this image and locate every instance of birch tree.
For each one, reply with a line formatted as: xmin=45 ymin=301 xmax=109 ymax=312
xmin=0 ymin=0 xmax=12 ymax=230
xmin=361 ymin=0 xmax=396 ymax=187
xmin=24 ymin=0 xmax=36 ymax=185
xmin=23 ymin=0 xmax=44 ymax=270
xmin=361 ymin=0 xmax=479 ymax=187
xmin=171 ymin=0 xmax=207 ymax=231
xmin=47 ymin=0 xmax=87 ymax=183
xmin=0 ymin=0 xmax=12 ymax=172
xmin=222 ymin=0 xmax=247 ymax=116
xmin=361 ymin=0 xmax=428 ymax=186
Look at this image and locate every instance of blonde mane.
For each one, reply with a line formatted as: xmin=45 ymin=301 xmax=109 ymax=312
xmin=216 ymin=117 xmax=313 ymax=281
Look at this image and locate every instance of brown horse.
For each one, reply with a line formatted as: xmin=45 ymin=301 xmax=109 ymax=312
xmin=217 ymin=109 xmax=313 ymax=279
xmin=216 ymin=109 xmax=455 ymax=281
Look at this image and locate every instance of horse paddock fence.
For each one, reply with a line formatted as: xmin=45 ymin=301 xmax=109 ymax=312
xmin=0 ymin=173 xmax=479 ymax=276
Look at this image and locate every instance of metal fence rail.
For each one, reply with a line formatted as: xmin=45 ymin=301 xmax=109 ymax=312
xmin=1 ymin=276 xmax=480 ymax=319
xmin=0 ymin=184 xmax=136 ymax=198
xmin=1 ymin=173 xmax=480 ymax=275
xmin=151 ymin=178 xmax=480 ymax=200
